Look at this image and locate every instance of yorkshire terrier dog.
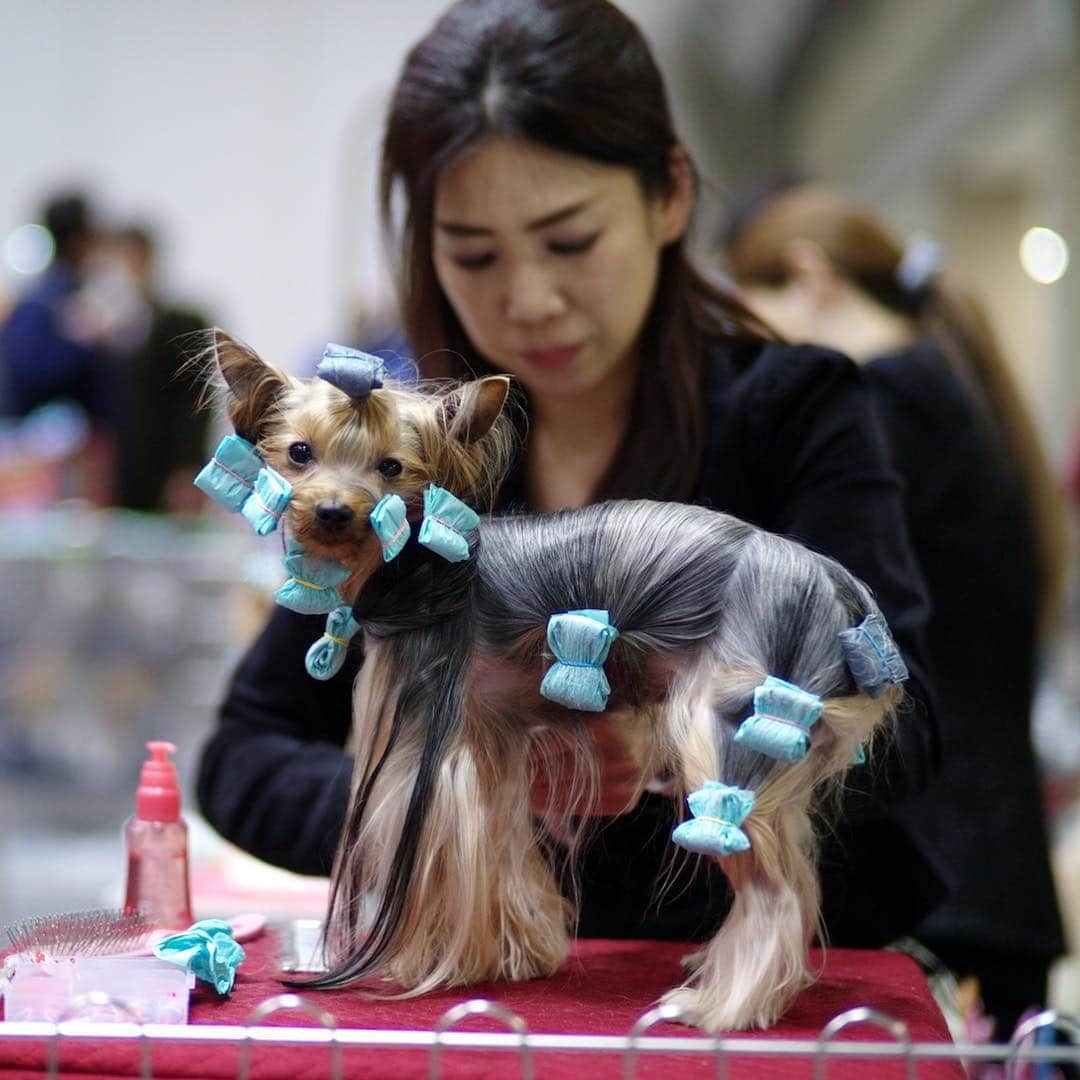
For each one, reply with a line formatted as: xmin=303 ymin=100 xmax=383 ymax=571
xmin=198 ymin=330 xmax=907 ymax=1032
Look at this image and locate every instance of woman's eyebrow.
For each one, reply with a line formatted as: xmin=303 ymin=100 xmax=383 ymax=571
xmin=436 ymin=199 xmax=591 ymax=237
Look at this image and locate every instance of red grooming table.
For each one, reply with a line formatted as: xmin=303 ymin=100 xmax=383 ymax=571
xmin=0 ymin=934 xmax=962 ymax=1078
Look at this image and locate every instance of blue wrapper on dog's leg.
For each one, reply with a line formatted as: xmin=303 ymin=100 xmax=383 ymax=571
xmin=671 ymin=782 xmax=755 ymax=858
xmin=539 ymin=609 xmax=619 ymax=712
xmin=305 ymin=605 xmax=361 ymax=680
xmin=417 ymin=485 xmax=479 ymax=562
xmin=370 ymin=494 xmax=409 ymax=562
xmin=193 ymin=434 xmax=262 ymax=511
xmin=838 ymin=612 xmax=909 ymax=698
xmin=733 ymin=675 xmax=823 ymax=761
xmin=240 ymin=466 xmax=292 ymax=536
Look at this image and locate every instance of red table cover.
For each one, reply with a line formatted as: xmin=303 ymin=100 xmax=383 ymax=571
xmin=0 ymin=934 xmax=962 ymax=1079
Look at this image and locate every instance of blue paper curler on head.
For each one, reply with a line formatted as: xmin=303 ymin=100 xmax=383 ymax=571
xmin=316 ymin=344 xmax=385 ymax=403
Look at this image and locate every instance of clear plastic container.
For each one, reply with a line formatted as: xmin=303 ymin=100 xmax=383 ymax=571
xmin=2 ymin=955 xmax=193 ymax=1023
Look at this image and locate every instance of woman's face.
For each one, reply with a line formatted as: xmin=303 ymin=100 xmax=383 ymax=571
xmin=432 ymin=136 xmax=687 ymax=400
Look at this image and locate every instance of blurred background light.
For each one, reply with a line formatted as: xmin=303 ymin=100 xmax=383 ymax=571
xmin=1019 ymin=226 xmax=1069 ymax=285
xmin=3 ymin=222 xmax=55 ymax=276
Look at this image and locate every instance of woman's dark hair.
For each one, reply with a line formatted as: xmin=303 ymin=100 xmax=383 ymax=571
xmin=380 ymin=0 xmax=770 ymax=501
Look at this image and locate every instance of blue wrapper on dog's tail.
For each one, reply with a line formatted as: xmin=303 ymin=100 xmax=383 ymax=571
xmin=539 ymin=609 xmax=619 ymax=712
xmin=306 ymin=605 xmax=362 ymax=680
xmin=275 ymin=540 xmax=352 ymax=614
xmin=838 ymin=612 xmax=909 ymax=698
xmin=671 ymin=782 xmax=755 ymax=858
xmin=370 ymin=494 xmax=410 ymax=562
xmin=194 ymin=435 xmax=262 ymax=512
xmin=417 ymin=485 xmax=479 ymax=562
xmin=240 ymin=466 xmax=292 ymax=536
xmin=734 ymin=675 xmax=823 ymax=762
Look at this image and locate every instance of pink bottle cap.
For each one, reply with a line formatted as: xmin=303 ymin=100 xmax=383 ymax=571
xmin=136 ymin=740 xmax=181 ymax=822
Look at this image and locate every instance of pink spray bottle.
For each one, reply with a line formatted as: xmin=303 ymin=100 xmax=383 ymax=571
xmin=123 ymin=741 xmax=194 ymax=931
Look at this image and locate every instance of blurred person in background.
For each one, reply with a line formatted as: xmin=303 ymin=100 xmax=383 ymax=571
xmin=102 ymin=225 xmax=210 ymax=513
xmin=0 ymin=192 xmax=118 ymax=503
xmin=725 ymin=182 xmax=1071 ymax=1036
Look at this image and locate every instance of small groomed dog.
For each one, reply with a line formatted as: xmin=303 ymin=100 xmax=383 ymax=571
xmin=200 ymin=331 xmax=906 ymax=1032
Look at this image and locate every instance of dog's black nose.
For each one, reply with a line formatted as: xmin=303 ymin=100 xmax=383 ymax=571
xmin=315 ymin=502 xmax=355 ymax=530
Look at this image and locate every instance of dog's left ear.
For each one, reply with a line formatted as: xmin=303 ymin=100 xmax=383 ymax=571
xmin=440 ymin=376 xmax=510 ymax=444
xmin=213 ymin=329 xmax=289 ymax=442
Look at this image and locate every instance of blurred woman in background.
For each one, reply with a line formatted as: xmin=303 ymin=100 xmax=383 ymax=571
xmin=726 ymin=183 xmax=1070 ymax=1035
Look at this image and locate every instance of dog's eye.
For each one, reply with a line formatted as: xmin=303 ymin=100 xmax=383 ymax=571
xmin=377 ymin=458 xmax=403 ymax=479
xmin=288 ymin=442 xmax=313 ymax=466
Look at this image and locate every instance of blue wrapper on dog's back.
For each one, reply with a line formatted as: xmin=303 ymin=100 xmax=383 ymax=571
xmin=539 ymin=609 xmax=619 ymax=712
xmin=194 ymin=434 xmax=262 ymax=512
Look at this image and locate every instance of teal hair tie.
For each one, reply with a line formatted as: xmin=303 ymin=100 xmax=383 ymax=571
xmin=838 ymin=612 xmax=909 ymax=698
xmin=240 ymin=465 xmax=292 ymax=536
xmin=274 ymin=539 xmax=352 ymax=614
xmin=417 ymin=484 xmax=479 ymax=563
xmin=733 ymin=675 xmax=823 ymax=762
xmin=305 ymin=605 xmax=361 ymax=680
xmin=671 ymin=781 xmax=755 ymax=858
xmin=370 ymin=493 xmax=409 ymax=562
xmin=153 ymin=918 xmax=245 ymax=996
xmin=193 ymin=434 xmax=262 ymax=513
xmin=539 ymin=608 xmax=620 ymax=713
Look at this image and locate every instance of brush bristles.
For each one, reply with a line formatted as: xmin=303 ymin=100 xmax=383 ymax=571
xmin=5 ymin=909 xmax=151 ymax=958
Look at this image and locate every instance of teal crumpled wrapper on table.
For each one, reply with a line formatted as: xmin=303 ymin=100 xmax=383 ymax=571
xmin=153 ymin=919 xmax=246 ymax=995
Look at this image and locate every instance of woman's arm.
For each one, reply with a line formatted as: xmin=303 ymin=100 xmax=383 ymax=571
xmin=195 ymin=606 xmax=360 ymax=875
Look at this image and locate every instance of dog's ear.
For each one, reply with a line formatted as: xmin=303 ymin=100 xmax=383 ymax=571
xmin=439 ymin=376 xmax=510 ymax=444
xmin=213 ymin=329 xmax=288 ymax=442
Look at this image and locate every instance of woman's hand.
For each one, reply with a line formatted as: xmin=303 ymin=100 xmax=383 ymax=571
xmin=530 ymin=716 xmax=647 ymax=817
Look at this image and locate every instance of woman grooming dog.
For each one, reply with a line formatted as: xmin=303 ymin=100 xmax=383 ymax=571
xmin=197 ymin=0 xmax=944 ymax=970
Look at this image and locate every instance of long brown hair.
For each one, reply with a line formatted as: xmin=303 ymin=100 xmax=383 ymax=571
xmin=380 ymin=0 xmax=770 ymax=501
xmin=727 ymin=185 xmax=1070 ymax=633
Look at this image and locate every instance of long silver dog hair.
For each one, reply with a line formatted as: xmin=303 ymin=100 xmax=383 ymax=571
xmin=205 ymin=332 xmax=900 ymax=1032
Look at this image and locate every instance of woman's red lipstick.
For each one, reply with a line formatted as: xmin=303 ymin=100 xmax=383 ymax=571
xmin=522 ymin=345 xmax=580 ymax=371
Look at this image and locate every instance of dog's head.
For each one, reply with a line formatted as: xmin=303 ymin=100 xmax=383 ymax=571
xmin=207 ymin=329 xmax=512 ymax=568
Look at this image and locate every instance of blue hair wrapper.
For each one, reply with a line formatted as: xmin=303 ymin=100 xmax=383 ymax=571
xmin=305 ymin=605 xmax=362 ymax=680
xmin=539 ymin=609 xmax=620 ymax=713
xmin=316 ymin=344 xmax=385 ymax=402
xmin=733 ymin=675 xmax=823 ymax=762
xmin=370 ymin=493 xmax=410 ymax=562
xmin=153 ymin=919 xmax=245 ymax=996
xmin=417 ymin=485 xmax=479 ymax=563
xmin=193 ymin=435 xmax=262 ymax=513
xmin=239 ymin=466 xmax=291 ymax=536
xmin=274 ymin=539 xmax=352 ymax=614
xmin=838 ymin=612 xmax=909 ymax=698
xmin=671 ymin=782 xmax=755 ymax=858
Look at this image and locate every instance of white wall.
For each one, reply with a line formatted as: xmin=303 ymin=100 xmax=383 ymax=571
xmin=0 ymin=0 xmax=452 ymax=371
